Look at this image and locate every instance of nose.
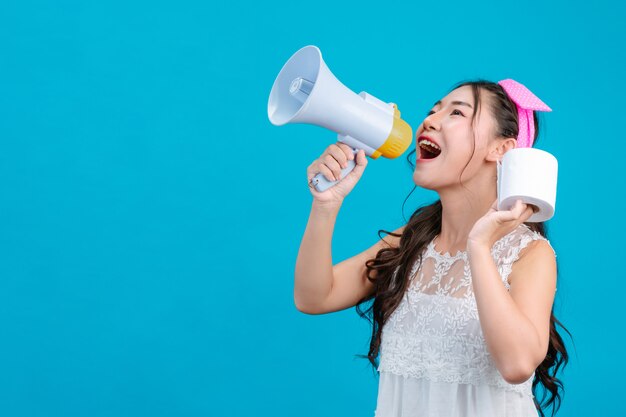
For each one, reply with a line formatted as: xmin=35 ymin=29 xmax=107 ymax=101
xmin=422 ymin=112 xmax=441 ymax=132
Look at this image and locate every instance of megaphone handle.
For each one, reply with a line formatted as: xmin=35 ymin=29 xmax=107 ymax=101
xmin=312 ymin=148 xmax=359 ymax=192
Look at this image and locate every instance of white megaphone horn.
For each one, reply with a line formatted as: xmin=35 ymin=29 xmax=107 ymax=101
xmin=267 ymin=45 xmax=413 ymax=192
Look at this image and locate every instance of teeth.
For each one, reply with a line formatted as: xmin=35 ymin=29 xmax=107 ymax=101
xmin=418 ymin=139 xmax=441 ymax=150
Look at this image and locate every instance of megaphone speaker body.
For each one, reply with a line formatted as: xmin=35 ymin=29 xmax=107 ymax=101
xmin=268 ymin=46 xmax=413 ymax=191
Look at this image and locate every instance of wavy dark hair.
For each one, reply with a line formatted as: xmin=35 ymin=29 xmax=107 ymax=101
xmin=353 ymin=80 xmax=572 ymax=417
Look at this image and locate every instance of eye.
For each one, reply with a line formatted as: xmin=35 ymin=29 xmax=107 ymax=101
xmin=451 ymin=109 xmax=464 ymax=116
xmin=426 ymin=110 xmax=435 ymax=116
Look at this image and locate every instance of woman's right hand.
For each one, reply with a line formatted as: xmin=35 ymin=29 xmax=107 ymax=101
xmin=306 ymin=142 xmax=368 ymax=205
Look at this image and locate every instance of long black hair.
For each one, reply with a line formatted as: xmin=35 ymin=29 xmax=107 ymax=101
xmin=354 ymin=80 xmax=572 ymax=417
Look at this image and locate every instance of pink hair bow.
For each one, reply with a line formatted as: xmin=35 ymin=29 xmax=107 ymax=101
xmin=497 ymin=79 xmax=552 ymax=148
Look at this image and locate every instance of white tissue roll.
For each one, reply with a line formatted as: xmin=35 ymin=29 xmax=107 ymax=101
xmin=497 ymin=148 xmax=558 ymax=222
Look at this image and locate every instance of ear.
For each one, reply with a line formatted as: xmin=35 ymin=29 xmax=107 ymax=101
xmin=486 ymin=137 xmax=517 ymax=162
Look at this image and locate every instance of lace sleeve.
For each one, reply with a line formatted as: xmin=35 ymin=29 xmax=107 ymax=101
xmin=498 ymin=230 xmax=556 ymax=290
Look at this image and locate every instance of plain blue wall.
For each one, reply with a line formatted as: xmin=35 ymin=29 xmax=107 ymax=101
xmin=1 ymin=0 xmax=624 ymax=416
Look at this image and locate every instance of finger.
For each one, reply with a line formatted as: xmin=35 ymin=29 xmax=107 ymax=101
xmin=350 ymin=150 xmax=368 ymax=178
xmin=322 ymin=153 xmax=343 ymax=180
xmin=307 ymin=159 xmax=326 ymax=181
xmin=306 ymin=165 xmax=325 ymax=183
xmin=307 ymin=161 xmax=320 ymax=180
xmin=336 ymin=142 xmax=355 ymax=161
xmin=327 ymin=144 xmax=349 ymax=169
xmin=494 ymin=210 xmax=517 ymax=223
xmin=521 ymin=206 xmax=535 ymax=221
xmin=495 ymin=200 xmax=524 ymax=223
xmin=318 ymin=163 xmax=338 ymax=182
xmin=355 ymin=149 xmax=368 ymax=166
xmin=307 ymin=168 xmax=319 ymax=182
xmin=511 ymin=199 xmax=526 ymax=218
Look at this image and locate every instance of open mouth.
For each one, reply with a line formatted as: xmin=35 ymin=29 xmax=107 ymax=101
xmin=418 ymin=137 xmax=442 ymax=160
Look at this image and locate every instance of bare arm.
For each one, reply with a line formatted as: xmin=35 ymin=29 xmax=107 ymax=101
xmin=295 ymin=141 xmax=404 ymax=314
xmin=467 ymin=239 xmax=557 ymax=384
xmin=294 ymin=201 xmax=403 ymax=315
xmin=293 ymin=200 xmax=341 ymax=313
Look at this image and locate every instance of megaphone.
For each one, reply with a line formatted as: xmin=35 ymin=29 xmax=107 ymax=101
xmin=267 ymin=45 xmax=413 ymax=192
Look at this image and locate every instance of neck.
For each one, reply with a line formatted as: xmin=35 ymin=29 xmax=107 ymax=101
xmin=435 ymin=166 xmax=497 ymax=252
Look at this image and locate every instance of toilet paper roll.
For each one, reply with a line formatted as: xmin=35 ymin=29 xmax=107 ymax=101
xmin=497 ymin=148 xmax=558 ymax=222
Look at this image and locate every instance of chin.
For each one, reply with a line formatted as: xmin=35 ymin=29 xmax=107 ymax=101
xmin=412 ymin=171 xmax=436 ymax=190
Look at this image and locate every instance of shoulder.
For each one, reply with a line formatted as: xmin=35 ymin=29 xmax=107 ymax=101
xmin=493 ymin=224 xmax=555 ymax=262
xmin=516 ymin=238 xmax=556 ymax=267
xmin=518 ymin=225 xmax=556 ymax=259
xmin=508 ymin=225 xmax=557 ymax=286
xmin=503 ymin=224 xmax=556 ymax=258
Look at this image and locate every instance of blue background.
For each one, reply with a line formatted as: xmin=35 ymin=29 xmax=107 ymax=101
xmin=1 ymin=0 xmax=624 ymax=416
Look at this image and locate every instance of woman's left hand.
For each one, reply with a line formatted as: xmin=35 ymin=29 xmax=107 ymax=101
xmin=467 ymin=199 xmax=537 ymax=249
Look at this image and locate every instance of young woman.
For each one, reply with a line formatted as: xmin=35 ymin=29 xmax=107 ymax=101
xmin=294 ymin=79 xmax=570 ymax=417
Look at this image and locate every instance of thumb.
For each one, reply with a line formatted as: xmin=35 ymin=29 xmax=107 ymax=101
xmin=495 ymin=199 xmax=525 ymax=223
xmin=348 ymin=149 xmax=368 ymax=178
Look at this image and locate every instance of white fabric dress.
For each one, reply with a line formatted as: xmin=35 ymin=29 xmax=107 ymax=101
xmin=374 ymin=223 xmax=556 ymax=417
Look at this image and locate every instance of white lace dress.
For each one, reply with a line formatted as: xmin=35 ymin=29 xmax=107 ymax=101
xmin=374 ymin=224 xmax=556 ymax=417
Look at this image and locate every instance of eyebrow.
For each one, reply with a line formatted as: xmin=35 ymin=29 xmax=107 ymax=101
xmin=433 ymin=100 xmax=473 ymax=109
